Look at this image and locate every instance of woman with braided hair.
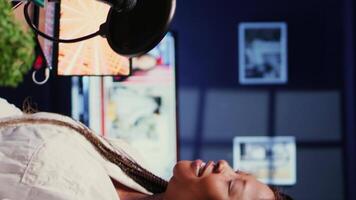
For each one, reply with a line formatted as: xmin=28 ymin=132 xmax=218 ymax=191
xmin=0 ymin=97 xmax=292 ymax=200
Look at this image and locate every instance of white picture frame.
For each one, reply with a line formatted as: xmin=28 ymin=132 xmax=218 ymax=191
xmin=233 ymin=136 xmax=297 ymax=185
xmin=239 ymin=22 xmax=288 ymax=84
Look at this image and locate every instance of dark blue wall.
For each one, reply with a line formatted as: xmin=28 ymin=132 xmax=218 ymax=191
xmin=170 ymin=0 xmax=354 ymax=199
xmin=171 ymin=0 xmax=343 ymax=89
xmin=0 ymin=75 xmax=71 ymax=115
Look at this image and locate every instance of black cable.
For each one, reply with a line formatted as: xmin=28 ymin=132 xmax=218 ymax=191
xmin=12 ymin=1 xmax=23 ymax=10
xmin=23 ymin=1 xmax=102 ymax=43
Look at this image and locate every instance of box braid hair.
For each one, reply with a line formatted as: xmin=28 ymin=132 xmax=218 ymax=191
xmin=0 ymin=117 xmax=168 ymax=194
xmin=0 ymin=116 xmax=294 ymax=200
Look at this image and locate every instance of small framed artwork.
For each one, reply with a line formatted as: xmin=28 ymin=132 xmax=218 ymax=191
xmin=238 ymin=22 xmax=288 ymax=84
xmin=233 ymin=136 xmax=296 ymax=185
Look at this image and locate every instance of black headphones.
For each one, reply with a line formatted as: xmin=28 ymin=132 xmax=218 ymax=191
xmin=24 ymin=0 xmax=176 ymax=57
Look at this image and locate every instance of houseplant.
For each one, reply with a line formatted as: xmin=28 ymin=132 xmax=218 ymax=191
xmin=0 ymin=0 xmax=35 ymax=87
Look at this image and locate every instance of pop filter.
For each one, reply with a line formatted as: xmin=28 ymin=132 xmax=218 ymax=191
xmin=103 ymin=0 xmax=176 ymax=57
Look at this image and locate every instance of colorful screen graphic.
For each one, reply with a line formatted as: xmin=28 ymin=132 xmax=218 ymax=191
xmin=58 ymin=0 xmax=130 ymax=76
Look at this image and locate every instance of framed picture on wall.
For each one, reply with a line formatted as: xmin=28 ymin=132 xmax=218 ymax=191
xmin=238 ymin=22 xmax=288 ymax=84
xmin=71 ymin=32 xmax=178 ymax=180
xmin=233 ymin=136 xmax=296 ymax=185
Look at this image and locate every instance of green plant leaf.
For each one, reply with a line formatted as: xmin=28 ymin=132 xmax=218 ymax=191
xmin=0 ymin=0 xmax=36 ymax=87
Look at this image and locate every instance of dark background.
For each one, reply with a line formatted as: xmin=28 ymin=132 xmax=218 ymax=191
xmin=1 ymin=0 xmax=355 ymax=199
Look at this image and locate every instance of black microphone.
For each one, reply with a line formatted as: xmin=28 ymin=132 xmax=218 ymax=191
xmin=97 ymin=0 xmax=137 ymax=12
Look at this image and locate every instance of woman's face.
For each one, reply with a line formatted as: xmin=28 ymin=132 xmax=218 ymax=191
xmin=164 ymin=160 xmax=275 ymax=200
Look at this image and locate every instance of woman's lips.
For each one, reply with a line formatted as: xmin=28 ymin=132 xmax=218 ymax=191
xmin=199 ymin=161 xmax=214 ymax=177
xmin=192 ymin=160 xmax=216 ymax=177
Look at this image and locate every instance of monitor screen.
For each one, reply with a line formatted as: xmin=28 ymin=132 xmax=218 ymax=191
xmin=71 ymin=32 xmax=177 ymax=179
xmin=57 ymin=0 xmax=130 ymax=76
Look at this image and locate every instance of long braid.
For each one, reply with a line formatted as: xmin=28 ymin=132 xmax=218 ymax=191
xmin=0 ymin=118 xmax=168 ymax=194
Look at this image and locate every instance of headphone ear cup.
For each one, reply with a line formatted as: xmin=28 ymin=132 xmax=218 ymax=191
xmin=104 ymin=0 xmax=176 ymax=57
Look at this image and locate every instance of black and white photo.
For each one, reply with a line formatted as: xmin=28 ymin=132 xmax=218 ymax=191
xmin=239 ymin=22 xmax=288 ymax=84
xmin=233 ymin=136 xmax=296 ymax=185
